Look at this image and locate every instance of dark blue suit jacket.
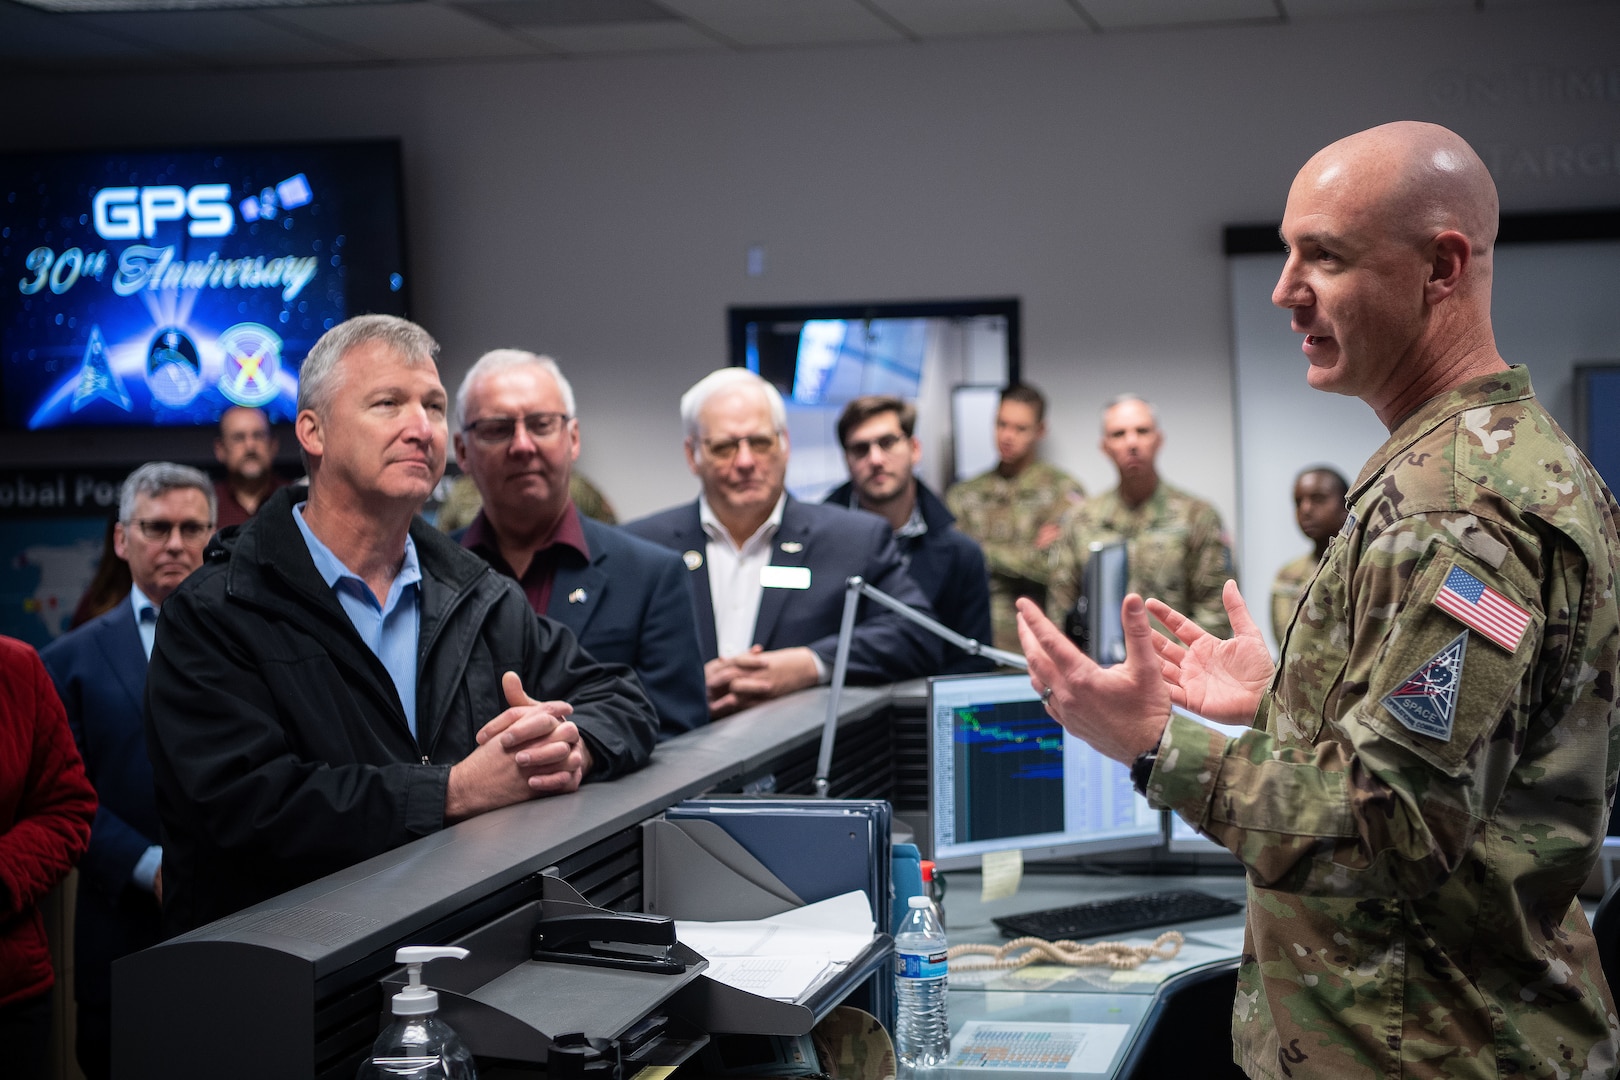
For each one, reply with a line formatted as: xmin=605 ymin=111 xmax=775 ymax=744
xmin=823 ymin=479 xmax=994 ymax=673
xmin=40 ymin=600 xmax=161 ymax=1006
xmin=460 ymin=515 xmax=709 ymax=737
xmin=624 ymin=496 xmax=942 ymax=682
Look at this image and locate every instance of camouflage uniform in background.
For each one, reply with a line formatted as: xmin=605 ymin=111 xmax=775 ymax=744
xmin=1269 ymin=551 xmax=1317 ymax=644
xmin=1147 ymin=367 xmax=1620 ymax=1079
xmin=1046 ymin=483 xmax=1233 ymax=639
xmin=946 ymin=461 xmax=1085 ymax=652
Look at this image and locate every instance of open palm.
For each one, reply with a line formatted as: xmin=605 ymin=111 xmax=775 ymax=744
xmin=1146 ymin=581 xmax=1274 ymax=725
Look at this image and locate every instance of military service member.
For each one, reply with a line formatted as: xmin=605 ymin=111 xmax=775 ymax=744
xmin=1015 ymin=122 xmax=1620 ymax=1079
xmin=946 ymin=384 xmax=1084 ymax=652
xmin=1046 ymin=394 xmax=1233 ymax=638
xmin=1269 ymin=466 xmax=1348 ymax=642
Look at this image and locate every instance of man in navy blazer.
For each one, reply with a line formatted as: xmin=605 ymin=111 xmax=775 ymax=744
xmin=625 ymin=368 xmax=941 ymax=718
xmin=824 ymin=395 xmax=993 ymax=673
xmin=454 ymin=350 xmax=708 ymax=737
xmin=41 ymin=461 xmax=216 ymax=1080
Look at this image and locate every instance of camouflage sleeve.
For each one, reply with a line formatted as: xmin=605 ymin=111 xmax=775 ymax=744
xmin=1044 ymin=506 xmax=1085 ymax=622
xmin=1145 ymin=511 xmax=1567 ymax=899
xmin=1183 ymin=502 xmax=1233 ymax=638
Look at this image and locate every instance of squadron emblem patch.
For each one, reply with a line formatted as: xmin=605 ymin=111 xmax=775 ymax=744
xmin=1381 ymin=631 xmax=1467 ymax=741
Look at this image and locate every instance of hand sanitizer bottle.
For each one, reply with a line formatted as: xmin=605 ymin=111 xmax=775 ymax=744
xmin=356 ymin=946 xmax=479 ymax=1080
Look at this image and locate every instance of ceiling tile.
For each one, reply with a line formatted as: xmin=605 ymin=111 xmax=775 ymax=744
xmin=656 ymin=0 xmax=906 ymax=47
xmin=1077 ymin=0 xmax=1280 ymax=30
xmin=264 ymin=2 xmax=546 ymax=60
xmin=870 ymin=0 xmax=1091 ymax=38
xmin=521 ymin=19 xmax=724 ymax=54
xmin=0 ymin=4 xmax=175 ymax=62
xmin=71 ymin=9 xmax=371 ymax=61
xmin=1281 ymin=0 xmax=1469 ymax=17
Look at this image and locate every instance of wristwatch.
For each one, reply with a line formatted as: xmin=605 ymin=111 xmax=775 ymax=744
xmin=1130 ymin=749 xmax=1157 ymax=796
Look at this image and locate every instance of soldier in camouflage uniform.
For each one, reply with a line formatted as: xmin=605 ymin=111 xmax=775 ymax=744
xmin=1015 ymin=122 xmax=1620 ymax=1079
xmin=946 ymin=384 xmax=1085 ymax=652
xmin=1268 ymin=466 xmax=1347 ymax=641
xmin=1047 ymin=395 xmax=1234 ymax=638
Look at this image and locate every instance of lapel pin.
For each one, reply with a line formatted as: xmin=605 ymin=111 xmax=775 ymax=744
xmin=567 ymin=588 xmax=587 ymax=604
xmin=780 ymin=541 xmax=804 ymax=554
xmin=683 ymin=550 xmax=704 ymax=571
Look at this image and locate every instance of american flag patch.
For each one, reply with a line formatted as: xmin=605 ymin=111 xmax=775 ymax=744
xmin=1432 ymin=564 xmax=1531 ymax=652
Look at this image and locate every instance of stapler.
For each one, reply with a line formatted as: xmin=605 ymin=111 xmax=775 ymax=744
xmin=531 ymin=910 xmax=687 ymax=974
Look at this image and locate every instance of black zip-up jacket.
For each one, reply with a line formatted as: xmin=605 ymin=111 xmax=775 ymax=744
xmin=144 ymin=487 xmax=657 ymax=936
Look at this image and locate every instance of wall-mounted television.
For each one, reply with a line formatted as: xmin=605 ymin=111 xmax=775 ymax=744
xmin=0 ymin=140 xmax=408 ymax=431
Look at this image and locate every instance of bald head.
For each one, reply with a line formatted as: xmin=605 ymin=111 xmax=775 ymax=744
xmin=1294 ymin=121 xmax=1499 ymax=285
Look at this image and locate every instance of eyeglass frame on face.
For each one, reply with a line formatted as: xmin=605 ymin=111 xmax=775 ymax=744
xmin=129 ymin=518 xmax=213 ymax=543
xmin=843 ymin=432 xmax=907 ymax=460
xmin=462 ymin=411 xmax=574 ymax=448
xmin=699 ymin=431 xmax=781 ymax=462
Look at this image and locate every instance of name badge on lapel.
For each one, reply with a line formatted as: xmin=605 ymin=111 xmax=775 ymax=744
xmin=761 ymin=565 xmax=812 ymax=590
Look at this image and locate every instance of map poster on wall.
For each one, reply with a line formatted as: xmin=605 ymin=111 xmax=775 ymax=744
xmin=0 ymin=467 xmax=134 ymax=646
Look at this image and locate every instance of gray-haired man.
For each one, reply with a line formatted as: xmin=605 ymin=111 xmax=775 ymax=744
xmin=144 ymin=314 xmax=658 ymax=934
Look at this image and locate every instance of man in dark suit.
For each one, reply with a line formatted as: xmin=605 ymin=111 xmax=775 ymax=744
xmin=41 ymin=461 xmax=215 ymax=1080
xmin=453 ymin=350 xmax=708 ymax=737
xmin=823 ymin=395 xmax=993 ymax=673
xmin=626 ymin=368 xmax=941 ymax=718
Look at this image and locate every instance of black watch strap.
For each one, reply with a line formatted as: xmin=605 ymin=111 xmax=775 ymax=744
xmin=1130 ymin=749 xmax=1157 ymax=797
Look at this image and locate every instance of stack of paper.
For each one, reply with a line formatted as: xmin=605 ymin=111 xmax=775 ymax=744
xmin=676 ymin=891 xmax=876 ymax=1001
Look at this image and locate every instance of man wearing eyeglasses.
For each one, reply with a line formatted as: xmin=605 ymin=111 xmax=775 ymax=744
xmin=143 ymin=315 xmax=657 ymax=935
xmin=41 ymin=461 xmax=215 ymax=1079
xmin=823 ymin=395 xmax=992 ymax=673
xmin=627 ymin=369 xmax=941 ymax=719
xmin=453 ymin=350 xmax=707 ymax=737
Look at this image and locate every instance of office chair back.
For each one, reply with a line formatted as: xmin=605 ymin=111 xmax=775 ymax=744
xmin=1593 ymin=878 xmax=1620 ymax=994
xmin=1117 ymin=958 xmax=1245 ymax=1080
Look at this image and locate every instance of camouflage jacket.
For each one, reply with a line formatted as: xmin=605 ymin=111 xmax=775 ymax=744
xmin=946 ymin=460 xmax=1085 ymax=651
xmin=1147 ymin=367 xmax=1620 ymax=1079
xmin=1046 ymin=482 xmax=1234 ymax=639
xmin=1270 ymin=551 xmax=1319 ymax=644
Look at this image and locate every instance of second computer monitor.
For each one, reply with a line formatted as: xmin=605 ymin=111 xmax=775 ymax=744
xmin=925 ymin=672 xmax=1164 ymax=872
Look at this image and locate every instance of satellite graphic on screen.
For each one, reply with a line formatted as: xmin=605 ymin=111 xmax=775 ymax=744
xmin=0 ymin=142 xmax=406 ymax=430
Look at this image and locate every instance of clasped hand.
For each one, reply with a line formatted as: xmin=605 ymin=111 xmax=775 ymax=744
xmin=445 ymin=671 xmax=592 ymax=821
xmin=705 ymin=645 xmax=820 ymax=718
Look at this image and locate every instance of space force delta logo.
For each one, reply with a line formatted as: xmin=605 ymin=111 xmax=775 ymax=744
xmin=16 ymin=173 xmax=319 ymax=305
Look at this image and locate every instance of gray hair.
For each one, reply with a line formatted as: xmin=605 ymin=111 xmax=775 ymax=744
xmin=1100 ymin=393 xmax=1160 ymax=432
xmin=454 ymin=349 xmax=576 ymax=432
xmin=119 ymin=462 xmax=216 ymax=525
xmin=297 ymin=314 xmax=439 ymax=418
xmin=681 ymin=368 xmax=788 ymax=446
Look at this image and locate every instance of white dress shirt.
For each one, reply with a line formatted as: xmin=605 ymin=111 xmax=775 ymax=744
xmin=699 ymin=493 xmax=787 ymax=659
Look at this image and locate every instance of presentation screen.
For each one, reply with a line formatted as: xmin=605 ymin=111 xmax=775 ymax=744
xmin=0 ymin=140 xmax=408 ymax=430
xmin=926 ymin=672 xmax=1164 ymax=871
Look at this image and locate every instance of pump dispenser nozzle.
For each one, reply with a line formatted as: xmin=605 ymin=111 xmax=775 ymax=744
xmin=392 ymin=946 xmax=469 ymax=1016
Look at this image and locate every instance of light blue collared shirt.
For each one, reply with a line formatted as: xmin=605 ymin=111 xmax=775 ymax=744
xmin=292 ymin=502 xmax=423 ymax=739
xmin=129 ymin=583 xmax=159 ymax=660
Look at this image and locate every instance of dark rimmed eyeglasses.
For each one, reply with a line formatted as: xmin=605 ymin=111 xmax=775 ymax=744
xmin=131 ymin=519 xmax=212 ymax=543
xmin=701 ymin=432 xmax=780 ymax=461
xmin=463 ymin=411 xmax=572 ymax=447
xmin=845 ymin=432 xmax=905 ymax=459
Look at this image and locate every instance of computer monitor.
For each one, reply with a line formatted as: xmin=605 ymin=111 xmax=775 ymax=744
xmin=1064 ymin=540 xmax=1128 ymax=664
xmin=924 ymin=672 xmax=1165 ymax=871
xmin=1164 ymin=707 xmax=1249 ymax=857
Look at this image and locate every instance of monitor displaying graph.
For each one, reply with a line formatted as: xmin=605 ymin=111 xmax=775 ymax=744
xmin=926 ymin=673 xmax=1164 ymax=871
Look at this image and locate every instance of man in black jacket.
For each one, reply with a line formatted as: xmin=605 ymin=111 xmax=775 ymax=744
xmin=145 ymin=315 xmax=658 ymax=935
xmin=823 ymin=395 xmax=993 ymax=673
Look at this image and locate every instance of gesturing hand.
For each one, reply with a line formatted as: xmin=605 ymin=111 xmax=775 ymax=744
xmin=1145 ymin=580 xmax=1274 ymax=725
xmin=1015 ymin=595 xmax=1171 ymax=765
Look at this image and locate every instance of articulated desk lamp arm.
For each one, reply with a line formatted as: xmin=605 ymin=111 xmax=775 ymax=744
xmin=814 ymin=575 xmax=1029 ymax=797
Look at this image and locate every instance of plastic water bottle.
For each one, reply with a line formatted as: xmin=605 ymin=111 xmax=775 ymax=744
xmin=894 ymin=894 xmax=950 ymax=1068
xmin=357 ymin=946 xmax=478 ymax=1080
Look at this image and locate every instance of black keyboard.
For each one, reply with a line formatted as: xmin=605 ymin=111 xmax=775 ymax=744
xmin=993 ymin=889 xmax=1242 ymax=941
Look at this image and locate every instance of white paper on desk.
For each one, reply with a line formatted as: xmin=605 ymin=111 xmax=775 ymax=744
xmin=676 ymin=891 xmax=875 ymax=1001
xmin=947 ymin=1020 xmax=1130 ymax=1073
xmin=702 ymin=955 xmax=841 ymax=1000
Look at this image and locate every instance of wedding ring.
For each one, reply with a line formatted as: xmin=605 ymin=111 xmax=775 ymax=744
xmin=1041 ymin=685 xmax=1055 ymax=704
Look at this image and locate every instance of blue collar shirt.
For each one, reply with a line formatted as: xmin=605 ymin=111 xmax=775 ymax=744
xmin=130 ymin=582 xmax=160 ymax=660
xmin=292 ymin=503 xmax=424 ymax=740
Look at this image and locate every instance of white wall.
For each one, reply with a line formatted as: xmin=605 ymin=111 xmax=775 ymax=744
xmin=2 ymin=4 xmax=1617 ymax=527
